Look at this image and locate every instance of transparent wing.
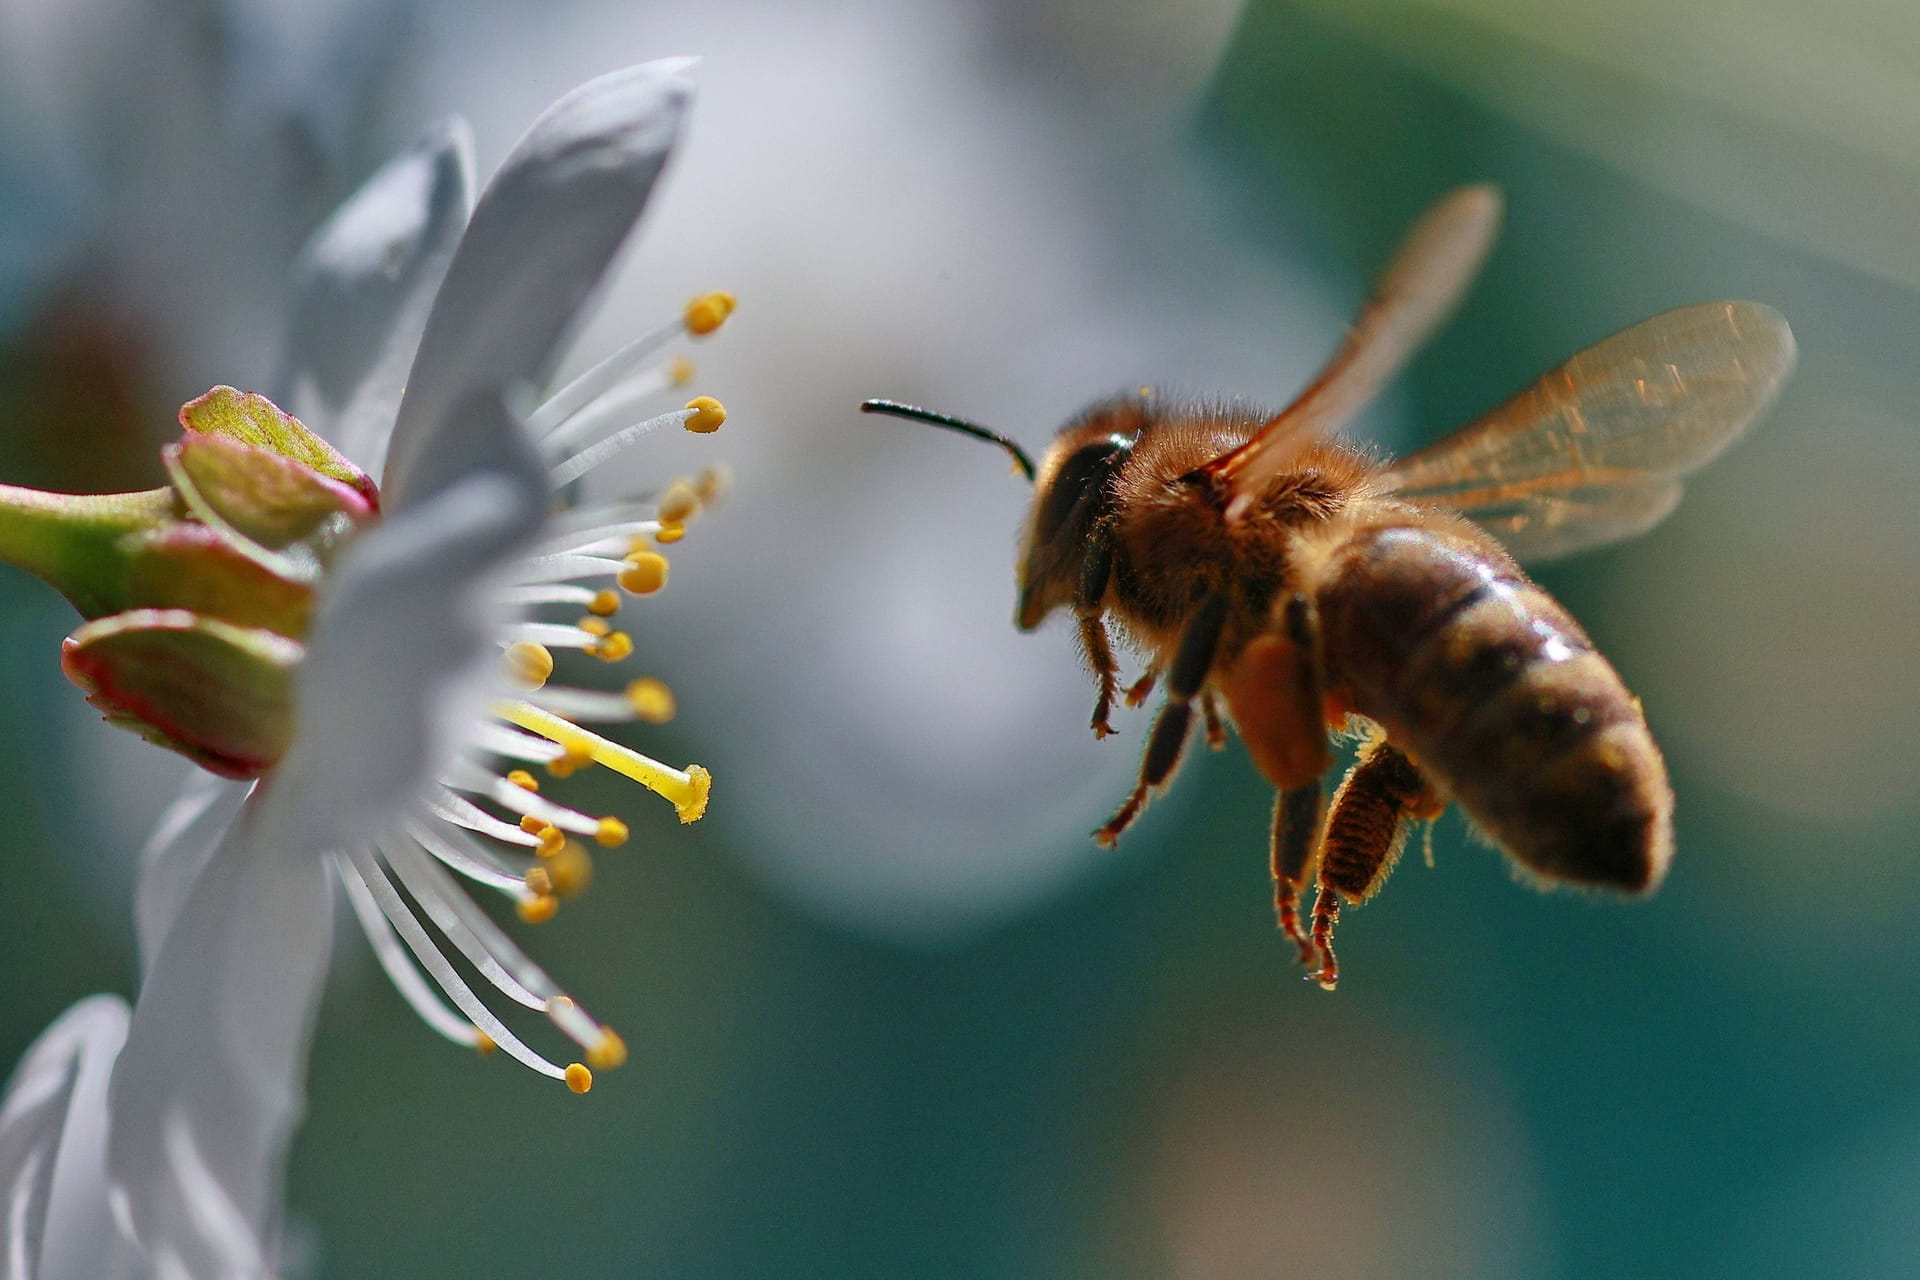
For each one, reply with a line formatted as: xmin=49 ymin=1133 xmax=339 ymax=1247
xmin=1382 ymin=301 xmax=1796 ymax=559
xmin=1217 ymin=184 xmax=1504 ymax=520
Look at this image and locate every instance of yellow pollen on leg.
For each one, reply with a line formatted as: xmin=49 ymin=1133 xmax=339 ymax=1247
xmin=683 ymin=395 xmax=725 ymax=434
xmin=588 ymin=590 xmax=621 ymax=617
xmin=548 ymin=842 xmax=593 ymax=897
xmin=507 ymin=770 xmax=540 ymax=793
xmin=619 ymin=551 xmax=669 ymax=594
xmin=626 ymin=677 xmax=675 ymax=724
xmin=596 ymin=816 xmax=630 ymax=847
xmin=517 ymin=894 xmax=559 ymax=924
xmin=564 ymin=1062 xmax=594 ymax=1094
xmin=504 ymin=641 xmax=555 ymax=689
xmin=588 ymin=1027 xmax=628 ymax=1071
xmin=658 ymin=479 xmax=701 ymax=525
xmin=496 ymin=699 xmax=712 ymax=823
xmin=682 ymin=291 xmax=735 ymax=336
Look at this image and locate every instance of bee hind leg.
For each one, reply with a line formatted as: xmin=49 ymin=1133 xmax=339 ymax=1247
xmin=1094 ymin=592 xmax=1230 ymax=847
xmin=1309 ymin=738 xmax=1444 ymax=990
xmin=1075 ymin=531 xmax=1121 ymax=739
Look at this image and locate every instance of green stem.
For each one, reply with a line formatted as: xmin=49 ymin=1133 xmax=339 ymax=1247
xmin=0 ymin=484 xmax=178 ymax=616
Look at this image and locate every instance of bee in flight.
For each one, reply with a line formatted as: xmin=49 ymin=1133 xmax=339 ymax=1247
xmin=862 ymin=185 xmax=1794 ymax=988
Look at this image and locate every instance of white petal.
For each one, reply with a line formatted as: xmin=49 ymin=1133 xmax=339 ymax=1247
xmin=265 ymin=386 xmax=546 ymax=851
xmin=0 ymin=996 xmax=142 ymax=1280
xmin=133 ymin=768 xmax=252 ymax=974
xmin=380 ymin=60 xmax=692 ymax=508
xmin=276 ymin=118 xmax=474 ymax=473
xmin=105 ymin=812 xmax=330 ymax=1280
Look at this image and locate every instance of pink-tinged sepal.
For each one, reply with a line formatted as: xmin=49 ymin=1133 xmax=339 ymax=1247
xmin=162 ymin=430 xmax=374 ymax=553
xmin=178 ymin=385 xmax=380 ymax=511
xmin=61 ymin=609 xmax=302 ymax=779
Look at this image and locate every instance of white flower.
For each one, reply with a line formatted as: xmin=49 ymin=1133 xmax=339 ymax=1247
xmin=93 ymin=60 xmax=729 ymax=1280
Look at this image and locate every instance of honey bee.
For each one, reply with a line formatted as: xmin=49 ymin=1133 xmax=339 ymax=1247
xmin=862 ymin=185 xmax=1794 ymax=988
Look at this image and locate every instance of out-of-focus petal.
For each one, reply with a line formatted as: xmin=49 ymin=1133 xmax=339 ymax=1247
xmin=277 ymin=119 xmax=474 ymax=474
xmin=134 ymin=768 xmax=251 ymax=973
xmin=106 ymin=814 xmax=327 ymax=1280
xmin=381 ymin=60 xmax=691 ymax=508
xmin=0 ymin=996 xmax=141 ymax=1280
xmin=106 ymin=390 xmax=544 ymax=1280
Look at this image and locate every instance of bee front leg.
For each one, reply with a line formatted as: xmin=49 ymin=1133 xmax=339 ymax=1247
xmin=1075 ymin=531 xmax=1121 ymax=740
xmin=1094 ymin=591 xmax=1230 ymax=846
xmin=1309 ymin=737 xmax=1445 ymax=990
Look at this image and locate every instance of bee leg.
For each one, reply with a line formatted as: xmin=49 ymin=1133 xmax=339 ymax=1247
xmin=1271 ymin=784 xmax=1323 ymax=966
xmin=1094 ymin=591 xmax=1230 ymax=847
xmin=1124 ymin=669 xmax=1159 ymax=708
xmin=1309 ymin=738 xmax=1444 ymax=989
xmin=1201 ymin=692 xmax=1228 ymax=750
xmin=1076 ymin=532 xmax=1120 ymax=739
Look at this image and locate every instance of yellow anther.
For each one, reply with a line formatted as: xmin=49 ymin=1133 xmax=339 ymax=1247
xmin=666 ymin=355 xmax=696 ymax=387
xmin=474 ymin=1028 xmax=497 ymax=1057
xmin=578 ymin=616 xmax=612 ymax=639
xmin=653 ymin=523 xmax=686 ymax=545
xmin=588 ymin=1028 xmax=628 ymax=1072
xmin=682 ymin=290 xmax=735 ymax=336
xmin=517 ymin=894 xmax=559 ymax=924
xmin=619 ymin=551 xmax=669 ymax=595
xmin=537 ymin=825 xmax=567 ymax=858
xmin=626 ymin=677 xmax=675 ymax=725
xmin=507 ymin=769 xmax=540 ymax=793
xmin=564 ymin=742 xmax=594 ymax=769
xmin=519 ymin=813 xmax=546 ymax=836
xmin=524 ymin=865 xmax=554 ymax=897
xmin=683 ymin=395 xmax=725 ymax=433
xmin=564 ymin=1062 xmax=594 ymax=1094
xmin=596 ymin=816 xmax=630 ymax=847
xmin=548 ymin=842 xmax=593 ymax=897
xmin=694 ymin=464 xmax=732 ymax=505
xmin=548 ymin=756 xmax=577 ymax=779
xmin=593 ymin=631 xmax=634 ymax=663
xmin=495 ymin=699 xmax=713 ymax=823
xmin=588 ymin=590 xmax=621 ymax=617
xmin=658 ymin=479 xmax=701 ymax=526
xmin=503 ymin=641 xmax=554 ymax=690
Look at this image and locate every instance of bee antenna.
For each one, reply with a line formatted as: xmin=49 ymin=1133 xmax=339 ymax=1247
xmin=860 ymin=399 xmax=1037 ymax=484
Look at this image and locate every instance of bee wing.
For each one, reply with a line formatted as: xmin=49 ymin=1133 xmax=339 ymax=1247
xmin=1381 ymin=301 xmax=1796 ymax=560
xmin=1216 ymin=184 xmax=1504 ymax=520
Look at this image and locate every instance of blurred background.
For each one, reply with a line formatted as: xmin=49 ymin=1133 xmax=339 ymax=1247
xmin=4 ymin=0 xmax=1919 ymax=1276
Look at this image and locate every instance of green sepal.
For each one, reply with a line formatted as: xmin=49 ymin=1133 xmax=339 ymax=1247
xmin=117 ymin=521 xmax=315 ymax=635
xmin=61 ymin=608 xmax=303 ymax=779
xmin=179 ymin=386 xmax=379 ymax=509
xmin=163 ymin=432 xmax=374 ymax=552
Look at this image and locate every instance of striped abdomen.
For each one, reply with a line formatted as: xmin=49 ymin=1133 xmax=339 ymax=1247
xmin=1311 ymin=524 xmax=1673 ymax=892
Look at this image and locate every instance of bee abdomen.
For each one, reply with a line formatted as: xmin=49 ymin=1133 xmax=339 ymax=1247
xmin=1316 ymin=526 xmax=1673 ymax=893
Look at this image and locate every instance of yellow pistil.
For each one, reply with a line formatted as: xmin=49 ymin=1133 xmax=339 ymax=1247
xmin=565 ymin=1062 xmax=594 ymax=1094
xmin=683 ymin=291 xmax=735 ymax=336
xmin=596 ymin=816 xmax=630 ymax=847
xmin=588 ymin=1027 xmax=628 ymax=1071
xmin=588 ymin=589 xmax=621 ymax=617
xmin=626 ymin=677 xmax=675 ymax=724
xmin=503 ymin=641 xmax=554 ymax=690
xmin=658 ymin=479 xmax=700 ymax=526
xmin=548 ymin=842 xmax=593 ymax=897
xmin=653 ymin=523 xmax=686 ymax=545
xmin=495 ymin=698 xmax=711 ymax=823
xmin=507 ymin=769 xmax=540 ymax=793
xmin=683 ymin=395 xmax=725 ymax=434
xmin=517 ymin=894 xmax=558 ymax=924
xmin=619 ymin=551 xmax=668 ymax=595
xmin=474 ymin=1029 xmax=497 ymax=1057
